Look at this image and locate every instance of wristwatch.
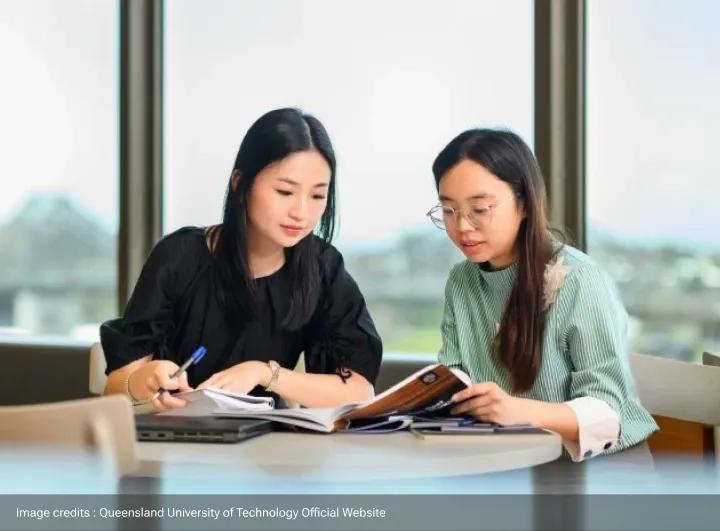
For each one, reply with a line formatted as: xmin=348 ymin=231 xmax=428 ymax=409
xmin=264 ymin=360 xmax=281 ymax=392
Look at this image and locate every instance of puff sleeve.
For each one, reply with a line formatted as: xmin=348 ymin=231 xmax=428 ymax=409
xmin=303 ymin=247 xmax=382 ymax=385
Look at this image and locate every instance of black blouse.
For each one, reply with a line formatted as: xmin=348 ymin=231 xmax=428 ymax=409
xmin=100 ymin=227 xmax=382 ymax=391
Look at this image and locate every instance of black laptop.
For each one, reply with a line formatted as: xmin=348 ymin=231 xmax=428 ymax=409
xmin=135 ymin=415 xmax=273 ymax=443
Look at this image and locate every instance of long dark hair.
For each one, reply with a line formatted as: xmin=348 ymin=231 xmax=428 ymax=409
xmin=432 ymin=129 xmax=560 ymax=393
xmin=213 ymin=108 xmax=336 ymax=330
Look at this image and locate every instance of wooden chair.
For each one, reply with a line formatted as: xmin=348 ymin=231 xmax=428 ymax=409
xmin=0 ymin=394 xmax=138 ymax=480
xmin=629 ymin=353 xmax=720 ymax=457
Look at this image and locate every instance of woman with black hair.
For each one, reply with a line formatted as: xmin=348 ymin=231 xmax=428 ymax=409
xmin=101 ymin=108 xmax=381 ymax=411
xmin=428 ymin=128 xmax=657 ymax=461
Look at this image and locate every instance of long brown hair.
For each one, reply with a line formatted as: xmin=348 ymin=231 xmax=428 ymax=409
xmin=432 ymin=129 xmax=559 ymax=392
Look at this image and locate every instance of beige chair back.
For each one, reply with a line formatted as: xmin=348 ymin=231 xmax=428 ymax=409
xmin=0 ymin=394 xmax=138 ymax=477
xmin=629 ymin=352 xmax=720 ymax=456
xmin=89 ymin=341 xmax=108 ymax=395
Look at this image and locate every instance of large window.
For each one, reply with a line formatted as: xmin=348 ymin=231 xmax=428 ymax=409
xmin=586 ymin=0 xmax=720 ymax=361
xmin=164 ymin=0 xmax=534 ymax=353
xmin=0 ymin=0 xmax=118 ymax=342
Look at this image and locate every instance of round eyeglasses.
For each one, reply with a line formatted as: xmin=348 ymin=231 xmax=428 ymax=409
xmin=426 ymin=196 xmax=516 ymax=231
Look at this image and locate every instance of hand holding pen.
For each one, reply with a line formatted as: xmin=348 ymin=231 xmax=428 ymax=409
xmin=151 ymin=346 xmax=207 ymax=400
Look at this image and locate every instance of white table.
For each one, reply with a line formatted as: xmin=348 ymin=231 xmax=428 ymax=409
xmin=135 ymin=431 xmax=562 ymax=487
xmin=126 ymin=432 xmax=570 ymax=529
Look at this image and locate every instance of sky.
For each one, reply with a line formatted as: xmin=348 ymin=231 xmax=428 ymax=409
xmin=0 ymin=0 xmax=718 ymax=251
xmin=586 ymin=0 xmax=720 ymax=250
xmin=162 ymin=0 xmax=533 ymax=249
xmin=0 ymin=0 xmax=118 ymax=233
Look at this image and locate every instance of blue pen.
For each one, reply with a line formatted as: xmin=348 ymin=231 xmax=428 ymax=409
xmin=152 ymin=346 xmax=207 ymax=400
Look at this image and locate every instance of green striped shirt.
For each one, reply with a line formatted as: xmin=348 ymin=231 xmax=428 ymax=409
xmin=438 ymin=244 xmax=658 ymax=454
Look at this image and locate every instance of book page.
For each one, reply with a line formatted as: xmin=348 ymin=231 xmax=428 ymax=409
xmin=214 ymin=403 xmax=360 ymax=432
xmin=156 ymin=388 xmax=274 ymax=417
xmin=212 ymin=365 xmax=470 ymax=432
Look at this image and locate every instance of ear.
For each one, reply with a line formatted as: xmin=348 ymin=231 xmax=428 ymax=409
xmin=516 ymin=194 xmax=527 ymax=220
xmin=230 ymin=170 xmax=241 ymax=192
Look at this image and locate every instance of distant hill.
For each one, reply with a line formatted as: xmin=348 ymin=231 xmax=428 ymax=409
xmin=0 ymin=194 xmax=115 ymax=290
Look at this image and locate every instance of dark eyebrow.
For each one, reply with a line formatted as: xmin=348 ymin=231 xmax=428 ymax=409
xmin=438 ymin=193 xmax=494 ymax=202
xmin=278 ymin=177 xmax=328 ymax=188
xmin=468 ymin=193 xmax=495 ymax=200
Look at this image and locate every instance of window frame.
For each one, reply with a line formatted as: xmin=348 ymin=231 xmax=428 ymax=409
xmin=1 ymin=0 xmax=585 ymax=354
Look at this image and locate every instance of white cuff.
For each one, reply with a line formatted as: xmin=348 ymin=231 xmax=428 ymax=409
xmin=563 ymin=396 xmax=620 ymax=462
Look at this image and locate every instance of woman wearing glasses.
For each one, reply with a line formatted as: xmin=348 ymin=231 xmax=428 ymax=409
xmin=101 ymin=108 xmax=382 ymax=411
xmin=428 ymin=128 xmax=656 ymax=461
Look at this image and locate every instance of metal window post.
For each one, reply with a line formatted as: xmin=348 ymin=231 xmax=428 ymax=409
xmin=534 ymin=0 xmax=586 ymax=249
xmin=118 ymin=0 xmax=163 ymax=311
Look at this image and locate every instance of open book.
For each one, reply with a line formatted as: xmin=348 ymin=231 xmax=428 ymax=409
xmin=132 ymin=387 xmax=274 ymax=417
xmin=213 ymin=364 xmax=470 ymax=432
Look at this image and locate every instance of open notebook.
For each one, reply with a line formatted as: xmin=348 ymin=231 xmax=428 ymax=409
xmin=132 ymin=387 xmax=274 ymax=417
xmin=213 ymin=364 xmax=471 ymax=432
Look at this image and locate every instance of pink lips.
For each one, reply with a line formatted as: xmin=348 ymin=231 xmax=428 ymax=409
xmin=281 ymin=224 xmax=304 ymax=236
xmin=460 ymin=240 xmax=484 ymax=251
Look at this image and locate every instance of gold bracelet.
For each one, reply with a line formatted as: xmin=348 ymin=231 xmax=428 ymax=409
xmin=124 ymin=371 xmax=138 ymax=402
xmin=264 ymin=360 xmax=281 ymax=392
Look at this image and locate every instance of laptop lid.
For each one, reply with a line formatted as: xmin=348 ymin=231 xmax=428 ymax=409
xmin=135 ymin=415 xmax=272 ymax=443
